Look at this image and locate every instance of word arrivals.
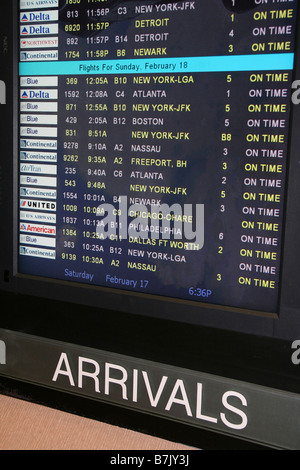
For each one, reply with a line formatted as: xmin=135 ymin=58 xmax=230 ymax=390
xmin=52 ymin=353 xmax=248 ymax=432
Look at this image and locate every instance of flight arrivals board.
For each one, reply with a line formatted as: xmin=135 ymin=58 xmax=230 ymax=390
xmin=17 ymin=0 xmax=298 ymax=314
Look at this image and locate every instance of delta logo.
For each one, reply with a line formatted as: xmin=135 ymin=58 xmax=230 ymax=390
xmin=21 ymin=25 xmax=52 ymax=35
xmin=21 ymin=12 xmax=52 ymax=22
xmin=20 ymin=223 xmax=56 ymax=235
xmin=21 ymin=90 xmax=50 ymax=99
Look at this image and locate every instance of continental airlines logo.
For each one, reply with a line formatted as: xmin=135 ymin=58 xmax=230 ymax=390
xmin=20 ymin=51 xmax=58 ymax=61
xmin=20 ymin=222 xmax=56 ymax=235
xmin=19 ymin=246 xmax=56 ymax=259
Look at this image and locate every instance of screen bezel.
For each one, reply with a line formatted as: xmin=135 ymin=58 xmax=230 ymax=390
xmin=1 ymin=1 xmax=300 ymax=450
xmin=1 ymin=0 xmax=300 ymax=348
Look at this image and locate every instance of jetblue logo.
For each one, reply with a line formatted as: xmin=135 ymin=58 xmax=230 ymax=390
xmin=0 ymin=340 xmax=6 ymax=365
xmin=0 ymin=80 xmax=6 ymax=104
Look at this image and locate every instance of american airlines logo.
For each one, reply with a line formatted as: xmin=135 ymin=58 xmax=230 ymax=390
xmin=20 ymin=222 xmax=56 ymax=235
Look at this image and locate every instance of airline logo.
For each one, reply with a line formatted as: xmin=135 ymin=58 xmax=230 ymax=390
xmin=20 ymin=0 xmax=59 ymax=11
xmin=20 ymin=126 xmax=58 ymax=138
xmin=20 ymin=24 xmax=58 ymax=36
xmin=20 ymin=199 xmax=57 ymax=211
xmin=20 ymin=76 xmax=58 ymax=87
xmin=20 ymin=151 xmax=57 ymax=162
xmin=20 ymin=222 xmax=56 ymax=236
xmin=20 ymin=10 xmax=58 ymax=22
xmin=19 ymin=246 xmax=56 ymax=260
xmin=20 ymin=163 xmax=57 ymax=175
xmin=20 ymin=187 xmax=57 ymax=199
xmin=20 ymin=234 xmax=56 ymax=248
xmin=20 ymin=50 xmax=58 ymax=61
xmin=20 ymin=139 xmax=58 ymax=150
xmin=20 ymin=175 xmax=57 ymax=187
xmin=20 ymin=114 xmax=58 ymax=125
xmin=20 ymin=101 xmax=58 ymax=112
xmin=21 ymin=37 xmax=58 ymax=49
xmin=21 ymin=89 xmax=58 ymax=99
xmin=20 ymin=211 xmax=57 ymax=224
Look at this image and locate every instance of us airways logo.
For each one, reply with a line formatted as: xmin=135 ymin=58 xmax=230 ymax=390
xmin=20 ymin=0 xmax=59 ymax=10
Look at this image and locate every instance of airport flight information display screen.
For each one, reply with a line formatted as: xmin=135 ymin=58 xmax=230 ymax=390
xmin=18 ymin=0 xmax=298 ymax=314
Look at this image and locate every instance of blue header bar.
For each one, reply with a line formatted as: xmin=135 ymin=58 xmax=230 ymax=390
xmin=19 ymin=53 xmax=295 ymax=76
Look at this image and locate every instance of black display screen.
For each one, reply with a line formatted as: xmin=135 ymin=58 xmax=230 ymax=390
xmin=17 ymin=0 xmax=298 ymax=314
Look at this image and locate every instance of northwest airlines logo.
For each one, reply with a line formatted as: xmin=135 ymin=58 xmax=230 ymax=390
xmin=20 ymin=223 xmax=56 ymax=235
